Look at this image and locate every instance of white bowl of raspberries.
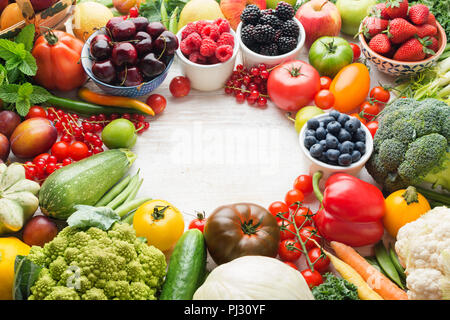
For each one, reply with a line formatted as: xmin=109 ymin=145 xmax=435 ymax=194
xmin=236 ymin=2 xmax=306 ymax=68
xmin=176 ymin=18 xmax=239 ymax=91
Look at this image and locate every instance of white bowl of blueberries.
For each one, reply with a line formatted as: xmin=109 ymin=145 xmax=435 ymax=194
xmin=299 ymin=110 xmax=373 ymax=178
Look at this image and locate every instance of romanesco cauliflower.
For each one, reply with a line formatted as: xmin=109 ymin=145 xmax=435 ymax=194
xmin=27 ymin=223 xmax=167 ymax=300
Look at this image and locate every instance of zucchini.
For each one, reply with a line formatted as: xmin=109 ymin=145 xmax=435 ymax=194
xmin=160 ymin=229 xmax=207 ymax=300
xmin=39 ymin=149 xmax=136 ymax=220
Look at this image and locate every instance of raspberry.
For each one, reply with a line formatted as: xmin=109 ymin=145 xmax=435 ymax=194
xmin=189 ymin=51 xmax=207 ymax=64
xmin=200 ymin=38 xmax=218 ymax=57
xmin=217 ymin=19 xmax=231 ymax=34
xmin=180 ymin=39 xmax=193 ymax=55
xmin=215 ymin=45 xmax=233 ymax=62
xmin=217 ymin=32 xmax=235 ymax=47
xmin=201 ymin=24 xmax=220 ymax=41
xmin=185 ymin=32 xmax=202 ymax=51
xmin=181 ymin=22 xmax=196 ymax=40
xmin=208 ymin=55 xmax=220 ymax=64
xmin=194 ymin=20 xmax=209 ymax=34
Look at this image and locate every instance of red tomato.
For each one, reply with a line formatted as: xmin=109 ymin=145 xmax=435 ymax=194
xmin=278 ymin=239 xmax=302 ymax=262
xmin=267 ymin=60 xmax=321 ymax=112
xmin=366 ymin=120 xmax=379 ymax=138
xmin=299 ymin=226 xmax=320 ymax=250
xmin=359 ymin=101 xmax=380 ymax=121
xmin=285 ymin=189 xmax=304 ymax=210
xmin=268 ymin=201 xmax=289 ymax=220
xmin=293 ymin=174 xmax=313 ymax=195
xmin=26 ymin=106 xmax=47 ymax=119
xmin=146 ymin=94 xmax=167 ymax=115
xmin=369 ymin=86 xmax=390 ymax=104
xmin=301 ymin=269 xmax=323 ymax=288
xmin=51 ymin=141 xmax=70 ymax=161
xmin=314 ymin=89 xmax=335 ymax=110
xmin=188 ymin=213 xmax=206 ymax=233
xmin=319 ymin=76 xmax=332 ymax=90
xmin=291 ymin=207 xmax=313 ymax=228
xmin=68 ymin=141 xmax=89 ymax=161
xmin=350 ymin=112 xmax=367 ymax=125
xmin=307 ymin=247 xmax=330 ymax=272
xmin=278 ymin=219 xmax=296 ymax=241
xmin=349 ymin=43 xmax=361 ymax=61
xmin=284 ymin=261 xmax=298 ymax=270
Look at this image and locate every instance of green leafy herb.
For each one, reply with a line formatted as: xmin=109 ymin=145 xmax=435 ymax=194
xmin=13 ymin=255 xmax=43 ymax=300
xmin=0 ymin=83 xmax=52 ymax=116
xmin=312 ymin=273 xmax=360 ymax=300
xmin=139 ymin=0 xmax=188 ymax=28
xmin=67 ymin=205 xmax=121 ymax=231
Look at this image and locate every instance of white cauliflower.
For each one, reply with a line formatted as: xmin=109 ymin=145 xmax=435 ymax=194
xmin=395 ymin=206 xmax=450 ymax=300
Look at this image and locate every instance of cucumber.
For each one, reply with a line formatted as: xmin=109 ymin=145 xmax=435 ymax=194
xmin=160 ymin=229 xmax=207 ymax=300
xmin=39 ymin=149 xmax=136 ymax=220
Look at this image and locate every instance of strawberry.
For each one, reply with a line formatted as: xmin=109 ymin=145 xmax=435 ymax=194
xmin=371 ymin=3 xmax=391 ymax=19
xmin=416 ymin=24 xmax=437 ymax=38
xmin=368 ymin=33 xmax=392 ymax=55
xmin=425 ymin=36 xmax=439 ymax=55
xmin=385 ymin=18 xmax=417 ymax=44
xmin=408 ymin=4 xmax=429 ymax=25
xmin=427 ymin=13 xmax=437 ymax=27
xmin=385 ymin=0 xmax=409 ymax=19
xmin=393 ymin=37 xmax=433 ymax=61
xmin=361 ymin=16 xmax=389 ymax=38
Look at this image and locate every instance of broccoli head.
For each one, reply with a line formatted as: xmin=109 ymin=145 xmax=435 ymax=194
xmin=366 ymin=98 xmax=450 ymax=197
xmin=27 ymin=223 xmax=167 ymax=300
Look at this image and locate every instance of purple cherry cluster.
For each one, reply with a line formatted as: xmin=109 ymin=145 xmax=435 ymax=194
xmin=90 ymin=16 xmax=179 ymax=87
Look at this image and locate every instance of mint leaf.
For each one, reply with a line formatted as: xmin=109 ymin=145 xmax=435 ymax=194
xmin=15 ymin=24 xmax=35 ymax=52
xmin=0 ymin=39 xmax=20 ymax=61
xmin=5 ymin=55 xmax=22 ymax=71
xmin=0 ymin=84 xmax=20 ymax=103
xmin=18 ymin=82 xmax=33 ymax=98
xmin=0 ymin=65 xmax=8 ymax=86
xmin=30 ymin=85 xmax=51 ymax=104
xmin=16 ymin=96 xmax=31 ymax=117
xmin=18 ymin=52 xmax=37 ymax=76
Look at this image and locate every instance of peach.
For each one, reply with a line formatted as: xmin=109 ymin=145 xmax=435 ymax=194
xmin=220 ymin=0 xmax=266 ymax=30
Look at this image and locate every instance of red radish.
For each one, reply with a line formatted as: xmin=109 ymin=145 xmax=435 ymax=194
xmin=369 ymin=33 xmax=392 ymax=54
xmin=408 ymin=4 xmax=429 ymax=25
xmin=385 ymin=18 xmax=417 ymax=44
xmin=385 ymin=0 xmax=409 ymax=19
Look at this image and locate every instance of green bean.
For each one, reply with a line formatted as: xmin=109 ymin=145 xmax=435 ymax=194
xmin=169 ymin=7 xmax=179 ymax=33
xmin=388 ymin=244 xmax=406 ymax=281
xmin=125 ymin=178 xmax=143 ymax=203
xmin=121 ymin=209 xmax=136 ymax=225
xmin=365 ymin=256 xmax=387 ymax=276
xmin=115 ymin=197 xmax=152 ymax=218
xmin=95 ymin=175 xmax=131 ymax=207
xmin=374 ymin=241 xmax=405 ymax=289
xmin=106 ymin=173 xmax=139 ymax=210
xmin=160 ymin=1 xmax=169 ymax=29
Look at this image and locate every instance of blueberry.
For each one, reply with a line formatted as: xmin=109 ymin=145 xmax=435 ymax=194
xmin=325 ymin=133 xmax=339 ymax=149
xmin=309 ymin=143 xmax=323 ymax=158
xmin=351 ymin=150 xmax=362 ymax=163
xmin=337 ymin=113 xmax=350 ymax=126
xmin=337 ymin=128 xmax=352 ymax=142
xmin=344 ymin=118 xmax=361 ymax=133
xmin=315 ymin=127 xmax=327 ymax=140
xmin=355 ymin=141 xmax=366 ymax=154
xmin=319 ymin=139 xmax=328 ymax=151
xmin=326 ymin=121 xmax=341 ymax=135
xmin=339 ymin=141 xmax=354 ymax=154
xmin=354 ymin=128 xmax=366 ymax=142
xmin=306 ymin=118 xmax=320 ymax=130
xmin=304 ymin=135 xmax=318 ymax=149
xmin=318 ymin=154 xmax=328 ymax=163
xmin=338 ymin=153 xmax=352 ymax=166
xmin=305 ymin=129 xmax=316 ymax=137
xmin=321 ymin=116 xmax=335 ymax=127
xmin=325 ymin=149 xmax=340 ymax=162
xmin=329 ymin=110 xmax=341 ymax=120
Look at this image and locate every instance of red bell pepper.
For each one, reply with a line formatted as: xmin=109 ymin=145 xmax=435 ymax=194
xmin=312 ymin=171 xmax=385 ymax=247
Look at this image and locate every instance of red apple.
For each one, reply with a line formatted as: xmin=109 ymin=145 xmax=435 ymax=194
xmin=220 ymin=0 xmax=266 ymax=30
xmin=295 ymin=0 xmax=341 ymax=48
xmin=29 ymin=0 xmax=58 ymax=12
xmin=0 ymin=0 xmax=8 ymax=14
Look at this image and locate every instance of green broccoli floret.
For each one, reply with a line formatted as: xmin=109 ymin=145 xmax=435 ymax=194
xmin=26 ymin=223 xmax=167 ymax=300
xmin=366 ymin=98 xmax=450 ymax=204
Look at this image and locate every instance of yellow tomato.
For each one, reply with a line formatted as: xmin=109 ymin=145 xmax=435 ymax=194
xmin=384 ymin=186 xmax=431 ymax=238
xmin=0 ymin=237 xmax=30 ymax=300
xmin=133 ymin=200 xmax=185 ymax=252
xmin=329 ymin=63 xmax=370 ymax=113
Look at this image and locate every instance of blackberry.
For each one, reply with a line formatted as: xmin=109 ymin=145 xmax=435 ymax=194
xmin=240 ymin=4 xmax=261 ymax=25
xmin=259 ymin=43 xmax=279 ymax=56
xmin=275 ymin=1 xmax=295 ymax=21
xmin=281 ymin=19 xmax=299 ymax=38
xmin=261 ymin=9 xmax=275 ymax=15
xmin=277 ymin=36 xmax=297 ymax=53
xmin=253 ymin=24 xmax=276 ymax=44
xmin=259 ymin=14 xmax=283 ymax=30
xmin=241 ymin=24 xmax=256 ymax=46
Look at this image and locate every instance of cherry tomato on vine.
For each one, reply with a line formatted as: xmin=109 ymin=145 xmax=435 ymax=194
xmin=25 ymin=106 xmax=47 ymax=119
xmin=369 ymin=86 xmax=390 ymax=104
xmin=268 ymin=201 xmax=289 ymax=220
xmin=299 ymin=226 xmax=320 ymax=250
xmin=285 ymin=189 xmax=304 ymax=210
xmin=366 ymin=120 xmax=379 ymax=138
xmin=314 ymin=89 xmax=335 ymax=110
xmin=307 ymin=247 xmax=330 ymax=272
xmin=359 ymin=100 xmax=380 ymax=121
xmin=319 ymin=76 xmax=332 ymax=90
xmin=68 ymin=141 xmax=89 ymax=161
xmin=349 ymin=43 xmax=361 ymax=61
xmin=146 ymin=94 xmax=167 ymax=115
xmin=51 ymin=141 xmax=70 ymax=161
xmin=291 ymin=207 xmax=313 ymax=228
xmin=350 ymin=112 xmax=367 ymax=125
xmin=278 ymin=239 xmax=302 ymax=262
xmin=301 ymin=268 xmax=323 ymax=288
xmin=293 ymin=174 xmax=313 ymax=195
xmin=188 ymin=212 xmax=206 ymax=233
xmin=278 ymin=219 xmax=296 ymax=241
xmin=284 ymin=261 xmax=298 ymax=270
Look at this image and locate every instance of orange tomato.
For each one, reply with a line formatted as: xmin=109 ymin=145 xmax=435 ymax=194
xmin=329 ymin=63 xmax=370 ymax=113
xmin=32 ymin=30 xmax=87 ymax=91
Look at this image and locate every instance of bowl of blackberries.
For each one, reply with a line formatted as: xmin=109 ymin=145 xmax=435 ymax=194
xmin=299 ymin=111 xmax=373 ymax=178
xmin=81 ymin=16 xmax=178 ymax=97
xmin=236 ymin=2 xmax=305 ymax=68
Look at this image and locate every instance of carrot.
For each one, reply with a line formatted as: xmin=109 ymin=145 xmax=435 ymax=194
xmin=330 ymin=241 xmax=409 ymax=300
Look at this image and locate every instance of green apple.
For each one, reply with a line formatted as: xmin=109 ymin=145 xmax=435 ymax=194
xmin=294 ymin=106 xmax=325 ymax=133
xmin=336 ymin=0 xmax=376 ymax=36
xmin=266 ymin=0 xmax=297 ymax=9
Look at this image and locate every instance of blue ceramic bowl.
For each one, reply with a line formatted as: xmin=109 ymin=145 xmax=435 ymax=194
xmin=81 ymin=30 xmax=173 ymax=97
xmin=358 ymin=21 xmax=447 ymax=77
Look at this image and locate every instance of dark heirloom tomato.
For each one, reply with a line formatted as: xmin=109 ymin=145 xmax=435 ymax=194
xmin=204 ymin=203 xmax=280 ymax=265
